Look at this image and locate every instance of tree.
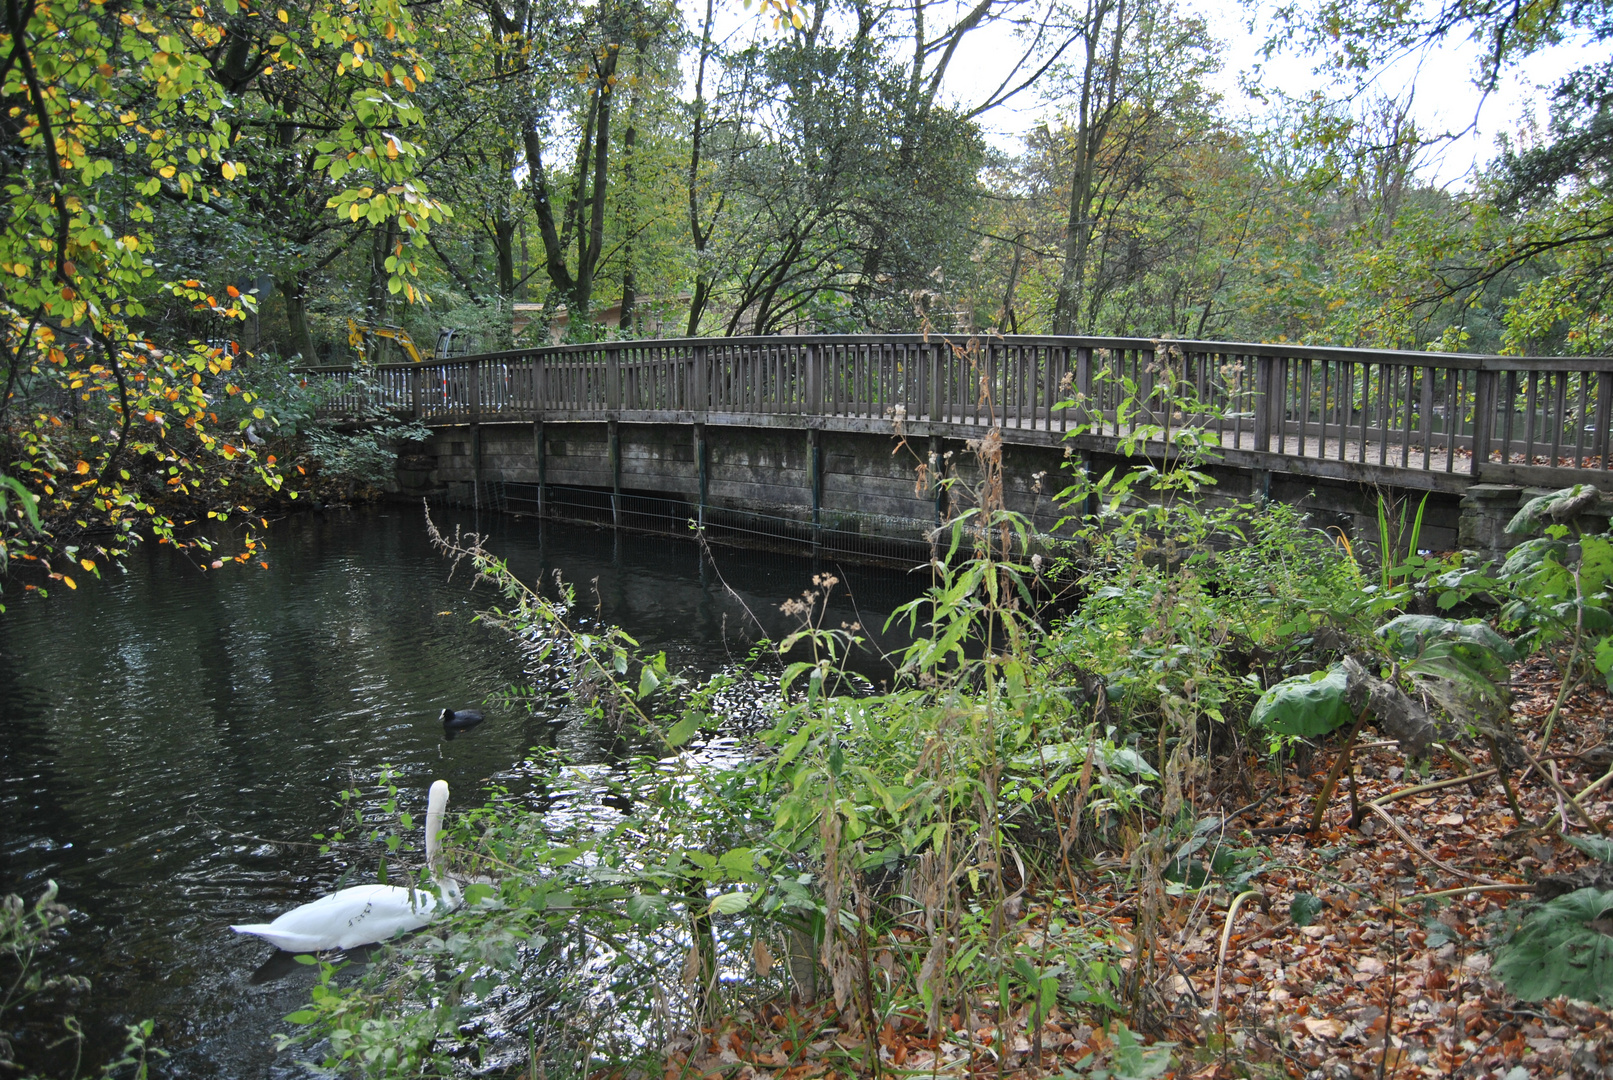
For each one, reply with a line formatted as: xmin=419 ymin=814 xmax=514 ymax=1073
xmin=0 ymin=0 xmax=446 ymax=607
xmin=1271 ymin=0 xmax=1613 ymax=352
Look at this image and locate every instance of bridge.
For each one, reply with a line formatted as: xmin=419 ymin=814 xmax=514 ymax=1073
xmin=308 ymin=334 xmax=1613 ymax=564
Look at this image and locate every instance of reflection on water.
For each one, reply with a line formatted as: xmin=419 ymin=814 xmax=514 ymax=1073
xmin=0 ymin=505 xmax=922 ymax=1078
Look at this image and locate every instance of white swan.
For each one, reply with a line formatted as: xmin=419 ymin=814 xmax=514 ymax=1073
xmin=231 ymin=780 xmax=462 ymax=953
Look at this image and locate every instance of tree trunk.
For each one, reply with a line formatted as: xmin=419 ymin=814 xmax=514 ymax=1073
xmin=367 ymin=221 xmax=397 ymax=323
xmin=1052 ymin=0 xmax=1125 ymax=336
xmin=618 ymin=81 xmax=639 ymax=333
xmin=572 ymin=47 xmax=617 ymax=321
xmin=495 ymin=213 xmax=517 ymax=301
xmin=281 ymin=277 xmax=317 ymax=362
xmin=685 ymin=0 xmax=718 ymax=337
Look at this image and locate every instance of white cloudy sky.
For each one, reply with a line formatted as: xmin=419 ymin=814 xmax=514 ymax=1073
xmin=946 ymin=0 xmax=1612 ymax=187
xmin=697 ymin=0 xmax=1610 ymax=187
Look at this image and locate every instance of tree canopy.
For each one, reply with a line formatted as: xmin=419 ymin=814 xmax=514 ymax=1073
xmin=4 ymin=0 xmax=1612 ymax=596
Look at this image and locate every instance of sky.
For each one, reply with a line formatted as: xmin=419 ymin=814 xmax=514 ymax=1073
xmin=699 ymin=0 xmax=1611 ymax=189
xmin=940 ymin=0 xmax=1613 ymax=188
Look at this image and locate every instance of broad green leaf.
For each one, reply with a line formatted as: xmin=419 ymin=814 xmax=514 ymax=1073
xmin=1500 ymin=537 xmax=1570 ymax=578
xmin=1404 ymin=653 xmax=1512 ymax=725
xmin=718 ymin=847 xmax=755 ymax=875
xmin=1248 ymin=665 xmax=1353 ymax=737
xmin=1507 ymin=485 xmax=1601 ymax=535
xmin=626 ymin=892 xmax=670 ymax=924
xmin=707 ymin=892 xmax=752 ymax=915
xmin=636 ymin=665 xmax=661 ymax=699
xmin=1290 ymin=893 xmax=1324 ymax=927
xmin=775 ymin=725 xmax=812 ymax=767
xmin=1566 ymin=836 xmax=1613 ymax=864
xmin=1492 ymin=888 xmax=1613 ymax=1004
xmin=1376 ymin=614 xmax=1519 ymax=663
xmin=665 ymin=711 xmax=703 ymax=747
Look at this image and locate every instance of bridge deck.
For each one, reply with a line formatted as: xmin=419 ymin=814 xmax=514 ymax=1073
xmin=308 ymin=333 xmax=1613 ymax=494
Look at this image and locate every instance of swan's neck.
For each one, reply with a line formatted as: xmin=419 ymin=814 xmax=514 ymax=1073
xmin=424 ymin=780 xmax=450 ymax=886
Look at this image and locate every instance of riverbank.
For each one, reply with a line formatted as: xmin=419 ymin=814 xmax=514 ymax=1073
xmin=669 ymin=652 xmax=1613 ymax=1079
xmin=272 ymin=480 xmax=1613 ymax=1080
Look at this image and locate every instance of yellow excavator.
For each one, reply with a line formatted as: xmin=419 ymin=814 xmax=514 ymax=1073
xmin=347 ymin=319 xmax=426 ymax=364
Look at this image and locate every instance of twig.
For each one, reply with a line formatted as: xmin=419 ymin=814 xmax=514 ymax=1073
xmin=1369 ymin=770 xmax=1499 ymax=808
xmin=1363 ymin=803 xmax=1505 ymax=885
xmin=693 ymin=528 xmax=767 ymax=634
xmin=1392 ymin=883 xmax=1533 ymax=905
xmin=1310 ymin=709 xmax=1369 ymax=835
xmin=1514 ymin=739 xmax=1605 ymax=835
xmin=1538 ymin=578 xmax=1585 ymax=752
xmin=1377 ymin=887 xmax=1397 ymax=1080
xmin=1158 ymin=944 xmax=1205 ymax=1008
xmin=1484 ymin=733 xmax=1527 ymax=825
xmin=1434 ymin=742 xmax=1481 ymax=775
xmin=1538 ymin=762 xmax=1613 ymax=832
xmin=1550 ymin=760 xmax=1569 ymax=834
xmin=1211 ymin=889 xmax=1262 ymax=1017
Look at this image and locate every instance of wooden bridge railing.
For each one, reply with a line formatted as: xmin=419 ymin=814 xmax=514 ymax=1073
xmin=303 ymin=334 xmax=1613 ymax=492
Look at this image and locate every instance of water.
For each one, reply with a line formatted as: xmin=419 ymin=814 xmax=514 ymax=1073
xmin=0 ymin=506 xmax=923 ymax=1077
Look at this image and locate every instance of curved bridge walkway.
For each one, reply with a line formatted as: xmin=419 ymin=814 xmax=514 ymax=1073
xmin=308 ymin=334 xmax=1613 ymax=561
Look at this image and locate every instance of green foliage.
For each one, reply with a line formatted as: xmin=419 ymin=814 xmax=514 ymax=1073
xmin=1290 ymin=893 xmax=1324 ymax=927
xmin=1492 ymin=889 xmax=1613 ymax=1005
xmin=1 ymin=0 xmax=453 ymax=604
xmin=1248 ymin=666 xmax=1353 ymax=738
xmin=301 ymin=420 xmax=431 ymax=489
xmin=2 ymin=882 xmax=165 ymax=1078
xmin=1566 ymin=836 xmax=1613 ymax=865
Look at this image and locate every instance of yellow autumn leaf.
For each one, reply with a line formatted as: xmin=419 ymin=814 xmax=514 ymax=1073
xmin=80 ymin=558 xmax=95 ymax=571
xmin=159 ymin=164 xmax=176 ymax=178
xmin=63 ymin=575 xmax=77 ymax=590
xmin=221 ymin=161 xmax=236 ymax=180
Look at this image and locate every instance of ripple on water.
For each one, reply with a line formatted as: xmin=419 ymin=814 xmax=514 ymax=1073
xmin=0 ymin=505 xmax=917 ymax=1078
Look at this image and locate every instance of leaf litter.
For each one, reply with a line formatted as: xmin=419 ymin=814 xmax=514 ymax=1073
xmin=655 ymin=652 xmax=1613 ymax=1080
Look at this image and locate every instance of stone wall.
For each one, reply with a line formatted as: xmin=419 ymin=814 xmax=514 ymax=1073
xmin=407 ymin=420 xmax=1608 ymax=565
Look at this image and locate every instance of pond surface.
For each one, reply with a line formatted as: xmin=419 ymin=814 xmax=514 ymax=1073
xmin=0 ymin=505 xmax=923 ymax=1078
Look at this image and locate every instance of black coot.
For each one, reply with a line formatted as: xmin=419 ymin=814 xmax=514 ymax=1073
xmin=440 ymin=708 xmax=485 ymax=740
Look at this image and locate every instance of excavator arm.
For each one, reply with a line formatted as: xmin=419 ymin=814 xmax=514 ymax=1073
xmin=347 ymin=318 xmax=426 ymax=364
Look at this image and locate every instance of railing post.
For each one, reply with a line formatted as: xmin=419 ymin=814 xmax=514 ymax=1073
xmin=467 ymin=358 xmax=482 ymax=507
xmin=1472 ymin=366 xmax=1496 ymax=477
xmin=1138 ymin=346 xmax=1156 ymax=426
xmin=930 ymin=342 xmax=943 ymax=424
xmin=534 ymin=350 xmax=546 ymax=422
xmin=410 ymin=362 xmax=421 ymax=419
xmin=693 ymin=342 xmax=708 ymax=419
xmin=1253 ymin=355 xmax=1275 ymax=453
xmin=806 ymin=341 xmax=822 ymax=418
xmin=808 ymin=426 xmax=821 ymax=550
xmin=1596 ymin=371 xmax=1613 ymax=468
xmin=607 ymin=343 xmax=621 ymax=412
xmin=1420 ymin=363 xmax=1435 ymax=461
xmin=1071 ymin=345 xmax=1093 ymax=435
xmin=609 ymin=417 xmax=621 ymax=528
